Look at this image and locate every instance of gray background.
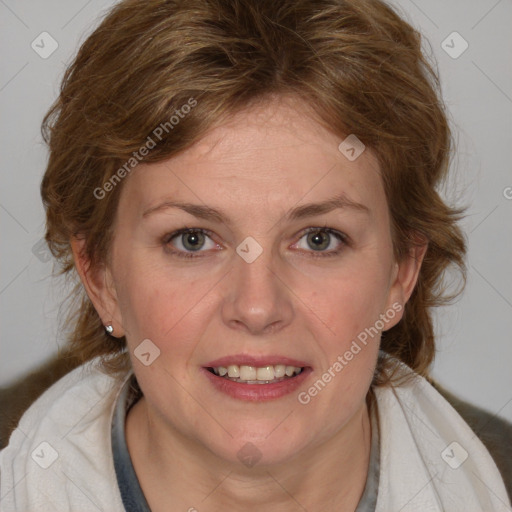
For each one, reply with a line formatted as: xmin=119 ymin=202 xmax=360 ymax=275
xmin=1 ymin=0 xmax=511 ymax=423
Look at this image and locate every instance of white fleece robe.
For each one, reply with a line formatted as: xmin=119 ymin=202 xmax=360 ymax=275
xmin=0 ymin=356 xmax=510 ymax=511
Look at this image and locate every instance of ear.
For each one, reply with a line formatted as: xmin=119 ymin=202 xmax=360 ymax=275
xmin=70 ymin=236 xmax=125 ymax=337
xmin=384 ymin=239 xmax=428 ymax=330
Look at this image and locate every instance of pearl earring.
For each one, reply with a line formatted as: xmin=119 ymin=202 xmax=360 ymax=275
xmin=105 ymin=324 xmax=114 ymax=334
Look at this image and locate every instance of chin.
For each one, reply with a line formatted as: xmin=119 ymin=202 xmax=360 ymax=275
xmin=203 ymin=426 xmax=309 ymax=469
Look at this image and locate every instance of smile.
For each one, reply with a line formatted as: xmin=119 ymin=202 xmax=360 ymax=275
xmin=202 ymin=364 xmax=312 ymax=401
xmin=208 ymin=364 xmax=303 ymax=384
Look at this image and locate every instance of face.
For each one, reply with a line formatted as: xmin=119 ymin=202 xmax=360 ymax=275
xmin=81 ymin=96 xmax=420 ymax=468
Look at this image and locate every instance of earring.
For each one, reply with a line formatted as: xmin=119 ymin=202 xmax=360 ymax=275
xmin=105 ymin=324 xmax=114 ymax=335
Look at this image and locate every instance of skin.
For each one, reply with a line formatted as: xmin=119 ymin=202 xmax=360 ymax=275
xmin=72 ymin=95 xmax=426 ymax=511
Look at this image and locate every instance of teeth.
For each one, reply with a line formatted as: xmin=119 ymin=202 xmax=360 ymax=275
xmin=227 ymin=365 xmax=240 ymax=378
xmin=256 ymin=366 xmax=274 ymax=381
xmin=274 ymin=365 xmax=286 ymax=378
xmin=285 ymin=366 xmax=296 ymax=377
xmin=240 ymin=366 xmax=257 ymax=380
xmin=211 ymin=364 xmax=303 ymax=382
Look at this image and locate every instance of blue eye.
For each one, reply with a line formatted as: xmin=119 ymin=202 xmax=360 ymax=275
xmin=294 ymin=227 xmax=347 ymax=257
xmin=163 ymin=226 xmax=348 ymax=260
xmin=164 ymin=228 xmax=218 ymax=258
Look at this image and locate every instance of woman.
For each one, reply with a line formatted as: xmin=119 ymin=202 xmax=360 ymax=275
xmin=1 ymin=0 xmax=510 ymax=510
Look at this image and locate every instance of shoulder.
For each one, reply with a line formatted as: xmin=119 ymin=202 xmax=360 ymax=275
xmin=373 ymin=351 xmax=512 ymax=508
xmin=432 ymin=381 xmax=512 ymax=504
xmin=0 ymin=357 xmax=129 ymax=511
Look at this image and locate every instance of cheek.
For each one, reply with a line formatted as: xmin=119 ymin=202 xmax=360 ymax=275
xmin=298 ymin=259 xmax=392 ymax=342
xmin=302 ymin=271 xmax=386 ymax=402
xmin=114 ymin=255 xmax=216 ymax=357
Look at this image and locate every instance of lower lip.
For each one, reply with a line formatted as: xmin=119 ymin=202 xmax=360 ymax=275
xmin=201 ymin=367 xmax=312 ymax=401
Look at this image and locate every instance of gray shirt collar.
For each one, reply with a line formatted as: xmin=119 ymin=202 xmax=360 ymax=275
xmin=111 ymin=374 xmax=379 ymax=511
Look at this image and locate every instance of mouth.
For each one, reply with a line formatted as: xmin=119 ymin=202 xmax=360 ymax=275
xmin=202 ymin=356 xmax=312 ymax=401
xmin=206 ymin=364 xmax=305 ymax=384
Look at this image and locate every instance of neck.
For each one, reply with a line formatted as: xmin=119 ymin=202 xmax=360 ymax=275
xmin=126 ymin=395 xmax=372 ymax=512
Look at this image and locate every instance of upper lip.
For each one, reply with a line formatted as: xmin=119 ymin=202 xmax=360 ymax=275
xmin=204 ymin=354 xmax=310 ymax=368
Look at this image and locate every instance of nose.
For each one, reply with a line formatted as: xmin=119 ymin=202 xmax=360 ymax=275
xmin=220 ymin=245 xmax=294 ymax=336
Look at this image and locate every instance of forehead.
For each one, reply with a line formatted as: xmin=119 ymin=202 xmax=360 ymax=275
xmin=120 ymin=96 xmax=385 ymax=221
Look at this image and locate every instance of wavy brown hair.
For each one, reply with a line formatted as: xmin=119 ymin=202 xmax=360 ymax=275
xmin=41 ymin=0 xmax=466 ymax=384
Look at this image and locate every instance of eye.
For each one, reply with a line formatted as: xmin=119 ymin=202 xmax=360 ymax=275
xmin=293 ymin=227 xmax=347 ymax=257
xmin=164 ymin=228 xmax=219 ymax=258
xmin=163 ymin=226 xmax=347 ymax=259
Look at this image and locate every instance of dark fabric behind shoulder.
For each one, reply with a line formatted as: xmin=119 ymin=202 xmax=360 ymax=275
xmin=432 ymin=381 xmax=512 ymax=504
xmin=0 ymin=352 xmax=83 ymax=449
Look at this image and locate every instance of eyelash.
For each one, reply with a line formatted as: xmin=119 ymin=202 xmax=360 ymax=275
xmin=162 ymin=226 xmax=348 ymax=260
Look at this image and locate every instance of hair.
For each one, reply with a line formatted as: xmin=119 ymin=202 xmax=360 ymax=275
xmin=41 ymin=0 xmax=466 ymax=385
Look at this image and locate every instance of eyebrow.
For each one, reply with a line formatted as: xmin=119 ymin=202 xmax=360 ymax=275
xmin=142 ymin=192 xmax=370 ymax=225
